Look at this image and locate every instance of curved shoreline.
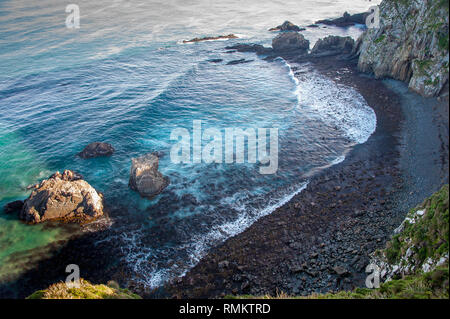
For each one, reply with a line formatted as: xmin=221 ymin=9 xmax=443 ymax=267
xmin=165 ymin=54 xmax=449 ymax=298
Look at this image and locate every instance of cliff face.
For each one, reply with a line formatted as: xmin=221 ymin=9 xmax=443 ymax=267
xmin=357 ymin=0 xmax=449 ymax=97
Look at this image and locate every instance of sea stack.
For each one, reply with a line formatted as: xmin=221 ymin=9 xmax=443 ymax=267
xmin=129 ymin=153 xmax=170 ymax=198
xmin=19 ymin=170 xmax=104 ymax=224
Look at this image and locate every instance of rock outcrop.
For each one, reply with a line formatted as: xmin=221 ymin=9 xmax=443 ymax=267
xmin=183 ymin=34 xmax=238 ymax=43
xmin=272 ymin=32 xmax=310 ymax=53
xmin=269 ymin=21 xmax=304 ymax=32
xmin=311 ymin=35 xmax=355 ymax=57
xmin=19 ymin=170 xmax=104 ymax=224
xmin=129 ymin=153 xmax=169 ymax=198
xmin=78 ymin=142 xmax=115 ymax=159
xmin=316 ymin=11 xmax=369 ymax=27
xmin=356 ymin=0 xmax=449 ymax=97
xmin=225 ymin=44 xmax=273 ymax=55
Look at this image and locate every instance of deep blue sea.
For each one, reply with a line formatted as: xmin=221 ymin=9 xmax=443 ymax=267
xmin=0 ymin=0 xmax=379 ymax=288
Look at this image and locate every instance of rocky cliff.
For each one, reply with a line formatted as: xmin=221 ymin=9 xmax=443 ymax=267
xmin=356 ymin=0 xmax=449 ymax=97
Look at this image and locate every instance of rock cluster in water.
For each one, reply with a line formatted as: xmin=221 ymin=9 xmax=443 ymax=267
xmin=19 ymin=170 xmax=104 ymax=224
xmin=269 ymin=21 xmax=304 ymax=32
xmin=129 ymin=153 xmax=170 ymax=199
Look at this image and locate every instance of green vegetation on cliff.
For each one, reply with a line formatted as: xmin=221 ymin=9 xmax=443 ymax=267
xmin=26 ymin=279 xmax=142 ymax=299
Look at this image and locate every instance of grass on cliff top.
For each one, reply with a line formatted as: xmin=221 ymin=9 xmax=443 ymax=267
xmin=26 ymin=279 xmax=142 ymax=299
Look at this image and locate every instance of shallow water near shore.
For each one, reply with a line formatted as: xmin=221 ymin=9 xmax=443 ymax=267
xmin=0 ymin=0 xmax=380 ymax=290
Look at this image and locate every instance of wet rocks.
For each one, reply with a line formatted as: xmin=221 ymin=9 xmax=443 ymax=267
xmin=272 ymin=32 xmax=309 ymax=53
xmin=225 ymin=44 xmax=273 ymax=55
xmin=78 ymin=142 xmax=115 ymax=159
xmin=311 ymin=35 xmax=355 ymax=57
xmin=315 ymin=11 xmax=369 ymax=27
xmin=129 ymin=153 xmax=169 ymax=198
xmin=19 ymin=170 xmax=104 ymax=224
xmin=183 ymin=34 xmax=238 ymax=43
xmin=269 ymin=21 xmax=304 ymax=32
xmin=3 ymin=200 xmax=24 ymax=214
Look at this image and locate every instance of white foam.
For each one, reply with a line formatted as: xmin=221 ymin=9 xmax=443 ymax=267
xmin=277 ymin=60 xmax=377 ymax=144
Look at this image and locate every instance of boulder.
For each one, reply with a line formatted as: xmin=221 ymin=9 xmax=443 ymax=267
xmin=269 ymin=21 xmax=304 ymax=32
xmin=311 ymin=36 xmax=355 ymax=57
xmin=3 ymin=200 xmax=24 ymax=214
xmin=19 ymin=170 xmax=104 ymax=224
xmin=129 ymin=154 xmax=169 ymax=198
xmin=78 ymin=142 xmax=115 ymax=159
xmin=272 ymin=32 xmax=310 ymax=53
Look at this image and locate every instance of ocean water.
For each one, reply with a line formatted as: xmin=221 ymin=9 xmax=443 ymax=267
xmin=0 ymin=0 xmax=379 ymax=288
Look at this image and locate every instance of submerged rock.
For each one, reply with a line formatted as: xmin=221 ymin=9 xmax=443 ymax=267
xmin=78 ymin=142 xmax=115 ymax=159
xmin=226 ymin=59 xmax=254 ymax=65
xmin=311 ymin=35 xmax=355 ymax=57
xmin=3 ymin=200 xmax=24 ymax=214
xmin=129 ymin=153 xmax=169 ymax=198
xmin=19 ymin=170 xmax=104 ymax=224
xmin=272 ymin=32 xmax=310 ymax=53
xmin=269 ymin=21 xmax=304 ymax=32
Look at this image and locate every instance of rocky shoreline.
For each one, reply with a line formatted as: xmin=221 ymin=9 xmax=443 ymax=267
xmin=0 ymin=1 xmax=448 ymax=300
xmin=164 ymin=54 xmax=449 ymax=298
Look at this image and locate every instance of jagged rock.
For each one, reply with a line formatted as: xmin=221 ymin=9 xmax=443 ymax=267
xmin=78 ymin=142 xmax=115 ymax=159
xmin=183 ymin=34 xmax=238 ymax=43
xmin=316 ymin=11 xmax=369 ymax=27
xmin=311 ymin=35 xmax=355 ymax=57
xmin=356 ymin=0 xmax=449 ymax=97
xmin=19 ymin=170 xmax=104 ymax=224
xmin=129 ymin=153 xmax=169 ymax=198
xmin=3 ymin=200 xmax=24 ymax=214
xmin=272 ymin=32 xmax=309 ymax=53
xmin=269 ymin=21 xmax=304 ymax=32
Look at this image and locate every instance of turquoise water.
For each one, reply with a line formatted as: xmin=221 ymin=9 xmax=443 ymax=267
xmin=0 ymin=0 xmax=379 ymax=288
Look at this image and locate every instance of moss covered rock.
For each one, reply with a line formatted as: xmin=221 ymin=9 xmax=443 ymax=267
xmin=26 ymin=279 xmax=141 ymax=299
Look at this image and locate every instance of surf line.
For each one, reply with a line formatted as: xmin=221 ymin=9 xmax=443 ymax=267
xmin=170 ymin=120 xmax=279 ymax=174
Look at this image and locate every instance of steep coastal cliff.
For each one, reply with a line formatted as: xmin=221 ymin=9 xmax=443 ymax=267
xmin=356 ymin=0 xmax=449 ymax=97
